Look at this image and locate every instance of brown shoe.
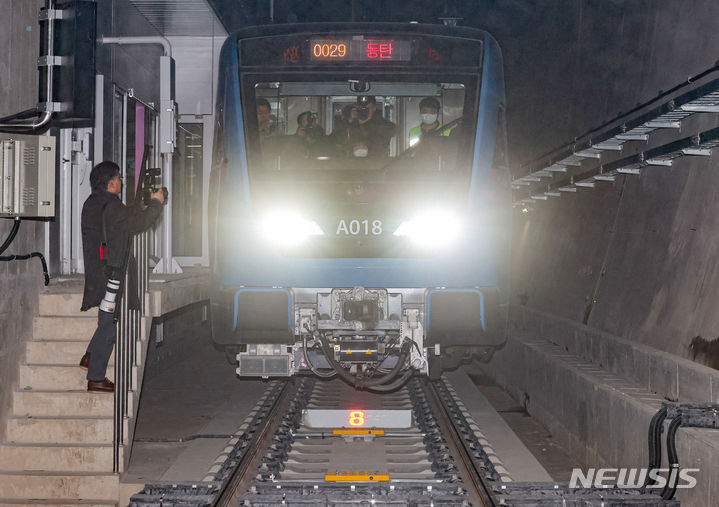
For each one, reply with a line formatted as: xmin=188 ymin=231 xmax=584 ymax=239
xmin=79 ymin=353 xmax=90 ymax=369
xmin=87 ymin=377 xmax=114 ymax=393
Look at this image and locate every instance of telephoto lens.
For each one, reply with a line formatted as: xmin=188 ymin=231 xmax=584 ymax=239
xmin=99 ymin=278 xmax=121 ymax=313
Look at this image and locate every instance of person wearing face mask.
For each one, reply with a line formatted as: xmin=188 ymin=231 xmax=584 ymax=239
xmin=408 ymin=97 xmax=451 ymax=147
xmin=352 ymin=140 xmax=369 ymax=158
xmin=350 ymin=96 xmax=397 ymax=157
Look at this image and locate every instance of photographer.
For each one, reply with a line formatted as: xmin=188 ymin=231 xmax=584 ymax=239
xmin=295 ymin=111 xmax=325 ymax=144
xmin=79 ymin=161 xmax=165 ymax=393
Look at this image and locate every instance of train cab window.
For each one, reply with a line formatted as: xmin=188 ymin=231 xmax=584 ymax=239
xmin=246 ymin=81 xmax=473 ymax=175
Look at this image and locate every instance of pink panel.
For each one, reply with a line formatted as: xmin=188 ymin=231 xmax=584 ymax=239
xmin=135 ymin=104 xmax=146 ymax=192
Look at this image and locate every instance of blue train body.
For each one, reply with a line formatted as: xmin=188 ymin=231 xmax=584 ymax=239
xmin=209 ymin=23 xmax=510 ymax=380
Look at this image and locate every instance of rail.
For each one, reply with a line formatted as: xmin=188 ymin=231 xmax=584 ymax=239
xmin=113 ymin=228 xmax=151 ymax=473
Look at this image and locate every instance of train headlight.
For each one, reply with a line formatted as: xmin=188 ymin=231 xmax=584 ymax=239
xmin=259 ymin=210 xmax=324 ymax=247
xmin=393 ymin=209 xmax=461 ymax=249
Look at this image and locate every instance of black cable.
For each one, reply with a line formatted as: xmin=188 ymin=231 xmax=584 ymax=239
xmin=644 ymin=406 xmax=667 ymax=488
xmin=360 ymin=343 xmax=411 ymax=388
xmin=0 ymin=217 xmax=21 ymax=256
xmin=364 ymin=370 xmax=414 ymax=392
xmin=302 ymin=333 xmax=336 ymax=378
xmin=318 ymin=332 xmax=411 ymax=390
xmin=0 ymin=252 xmax=50 ymax=286
xmin=0 ymin=107 xmax=41 ymax=124
xmin=649 ymin=407 xmax=667 ymax=469
xmin=661 ymin=416 xmax=682 ymax=500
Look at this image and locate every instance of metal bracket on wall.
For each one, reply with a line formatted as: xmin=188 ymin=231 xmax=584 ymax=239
xmin=512 ymin=75 xmax=719 ymax=207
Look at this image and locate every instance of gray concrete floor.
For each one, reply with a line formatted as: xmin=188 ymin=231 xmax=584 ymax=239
xmin=125 ymin=341 xmax=268 ymax=483
xmin=464 ymin=366 xmax=580 ymax=482
xmin=125 ymin=333 xmax=575 ymax=485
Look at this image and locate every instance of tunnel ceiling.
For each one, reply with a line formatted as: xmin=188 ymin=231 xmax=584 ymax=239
xmin=129 ymin=0 xmax=227 ymax=36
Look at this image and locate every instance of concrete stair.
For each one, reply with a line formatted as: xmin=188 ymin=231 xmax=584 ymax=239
xmin=0 ymin=288 xmax=152 ymax=505
xmin=0 ymin=473 xmax=119 ymax=501
xmin=38 ymin=292 xmax=85 ymax=317
xmin=0 ymin=444 xmax=116 ymax=473
xmin=33 ymin=316 xmax=97 ymax=341
xmin=6 ymin=417 xmax=114 ymax=445
xmin=19 ymin=365 xmax=115 ymax=391
xmin=13 ymin=391 xmax=114 ymax=418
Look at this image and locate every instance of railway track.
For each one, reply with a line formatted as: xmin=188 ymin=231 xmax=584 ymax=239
xmin=130 ymin=375 xmax=677 ymax=507
xmin=226 ymin=376 xmax=499 ymax=506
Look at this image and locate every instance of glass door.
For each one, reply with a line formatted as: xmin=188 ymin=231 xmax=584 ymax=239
xmin=172 ymin=115 xmax=211 ymax=266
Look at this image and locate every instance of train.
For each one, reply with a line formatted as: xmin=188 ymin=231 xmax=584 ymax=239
xmin=209 ymin=22 xmax=511 ymax=388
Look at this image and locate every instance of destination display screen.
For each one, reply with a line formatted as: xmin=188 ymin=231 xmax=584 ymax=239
xmin=309 ymin=38 xmax=412 ymax=62
xmin=239 ymin=34 xmax=482 ymax=67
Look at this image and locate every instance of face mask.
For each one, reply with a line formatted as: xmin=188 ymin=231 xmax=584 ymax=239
xmin=353 ymin=148 xmax=368 ymax=158
xmin=421 ymin=113 xmax=438 ymax=125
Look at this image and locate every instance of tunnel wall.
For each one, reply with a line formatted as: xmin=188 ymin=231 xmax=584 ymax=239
xmin=503 ymin=2 xmax=719 ymax=368
xmin=466 ymin=0 xmax=719 ymax=166
xmin=0 ymin=0 xmax=46 ymax=439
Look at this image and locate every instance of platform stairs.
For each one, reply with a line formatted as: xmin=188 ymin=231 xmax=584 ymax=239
xmin=0 ymin=281 xmax=152 ymax=505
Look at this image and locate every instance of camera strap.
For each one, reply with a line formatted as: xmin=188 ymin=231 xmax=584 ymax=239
xmin=99 ymin=201 xmax=109 ymax=265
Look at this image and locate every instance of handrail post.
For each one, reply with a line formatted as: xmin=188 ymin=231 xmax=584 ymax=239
xmin=113 ymin=230 xmax=150 ymax=473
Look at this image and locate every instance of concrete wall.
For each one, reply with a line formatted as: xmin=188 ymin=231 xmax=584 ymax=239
xmin=0 ymin=0 xmax=46 ymax=438
xmin=472 ymin=2 xmax=719 ymax=498
xmin=484 ymin=3 xmax=719 ymax=364
xmin=483 ymin=306 xmax=719 ymax=506
xmin=143 ymin=303 xmax=212 ymax=382
xmin=463 ymin=0 xmax=719 ymax=166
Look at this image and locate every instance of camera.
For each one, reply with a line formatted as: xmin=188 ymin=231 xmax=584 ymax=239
xmin=140 ymin=167 xmax=168 ymax=206
xmin=305 ymin=114 xmax=324 ymax=139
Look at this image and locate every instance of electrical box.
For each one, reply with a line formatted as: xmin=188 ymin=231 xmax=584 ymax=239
xmin=0 ymin=135 xmax=56 ymax=218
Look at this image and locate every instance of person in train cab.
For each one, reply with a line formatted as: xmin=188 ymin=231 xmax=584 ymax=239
xmin=351 ymin=95 xmax=397 ymax=157
xmin=256 ymin=98 xmax=276 ymax=137
xmin=295 ymin=111 xmax=325 ymax=146
xmin=79 ymin=162 xmax=165 ymax=393
xmin=279 ymin=111 xmax=327 ymax=163
xmin=408 ymin=97 xmax=452 ymax=146
xmin=328 ymin=104 xmax=359 ymax=156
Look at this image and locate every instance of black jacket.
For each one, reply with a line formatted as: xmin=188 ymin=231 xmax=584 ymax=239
xmin=81 ymin=189 xmax=162 ymax=311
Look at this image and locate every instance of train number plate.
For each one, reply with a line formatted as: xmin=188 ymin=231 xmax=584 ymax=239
xmin=302 ymin=409 xmax=412 ymax=429
xmin=335 ymin=219 xmax=383 ymax=235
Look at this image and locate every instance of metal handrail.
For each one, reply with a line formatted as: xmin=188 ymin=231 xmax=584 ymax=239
xmin=113 ymin=229 xmax=150 ymax=473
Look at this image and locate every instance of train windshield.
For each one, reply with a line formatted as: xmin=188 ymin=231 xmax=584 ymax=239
xmin=243 ymin=80 xmax=477 ymax=177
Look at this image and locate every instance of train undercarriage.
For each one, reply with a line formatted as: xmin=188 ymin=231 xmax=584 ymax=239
xmin=217 ymin=286 xmax=505 ymax=386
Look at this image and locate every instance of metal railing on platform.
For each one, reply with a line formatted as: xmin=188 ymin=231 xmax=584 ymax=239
xmin=113 ymin=229 xmax=150 ymax=473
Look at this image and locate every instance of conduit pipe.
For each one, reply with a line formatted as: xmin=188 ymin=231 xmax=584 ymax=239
xmin=100 ymin=36 xmax=172 ymax=57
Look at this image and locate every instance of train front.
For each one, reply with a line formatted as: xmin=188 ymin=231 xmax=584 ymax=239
xmin=210 ymin=24 xmax=510 ymax=384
